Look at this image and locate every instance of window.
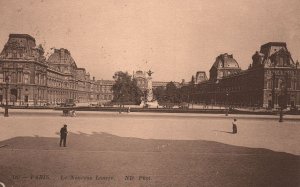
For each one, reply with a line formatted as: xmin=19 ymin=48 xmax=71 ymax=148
xmin=35 ymin=75 xmax=38 ymax=84
xmin=275 ymin=78 xmax=279 ymax=88
xmin=12 ymin=50 xmax=17 ymax=58
xmin=287 ymin=78 xmax=291 ymax=89
xmin=267 ymin=80 xmax=271 ymax=89
xmin=24 ymin=74 xmax=29 ymax=84
xmin=18 ymin=72 xmax=22 ymax=83
xmin=278 ymin=57 xmax=284 ymax=66
xmin=11 ymin=73 xmax=16 ymax=83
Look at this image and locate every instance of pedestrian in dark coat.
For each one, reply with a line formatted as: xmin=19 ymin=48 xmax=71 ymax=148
xmin=60 ymin=124 xmax=68 ymax=147
xmin=232 ymin=119 xmax=237 ymax=134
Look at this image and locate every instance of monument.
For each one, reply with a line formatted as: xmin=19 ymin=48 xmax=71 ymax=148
xmin=146 ymin=70 xmax=154 ymax=102
xmin=141 ymin=70 xmax=159 ymax=108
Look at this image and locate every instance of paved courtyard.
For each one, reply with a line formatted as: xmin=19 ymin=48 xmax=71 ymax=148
xmin=0 ymin=109 xmax=299 ymax=186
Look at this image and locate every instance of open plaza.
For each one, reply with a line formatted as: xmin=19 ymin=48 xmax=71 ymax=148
xmin=0 ymin=109 xmax=299 ymax=186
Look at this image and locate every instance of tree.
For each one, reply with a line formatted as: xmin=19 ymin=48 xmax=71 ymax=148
xmin=178 ymin=85 xmax=189 ymax=103
xmin=112 ymin=71 xmax=143 ymax=105
xmin=165 ymin=81 xmax=180 ymax=103
xmin=188 ymin=75 xmax=196 ymax=103
xmin=153 ymin=86 xmax=167 ymax=103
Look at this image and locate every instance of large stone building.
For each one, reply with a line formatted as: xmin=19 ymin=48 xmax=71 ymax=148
xmin=3 ymin=34 xmax=295 ymax=109
xmin=0 ymin=34 xmax=113 ymax=106
xmin=0 ymin=34 xmax=174 ymax=107
xmin=0 ymin=34 xmax=48 ymax=106
xmin=193 ymin=42 xmax=300 ymax=108
xmin=97 ymin=79 xmax=114 ymax=102
xmin=46 ymin=48 xmax=102 ymax=104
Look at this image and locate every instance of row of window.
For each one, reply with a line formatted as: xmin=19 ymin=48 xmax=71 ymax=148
xmin=0 ymin=72 xmax=47 ymax=85
xmin=266 ymin=78 xmax=296 ymax=90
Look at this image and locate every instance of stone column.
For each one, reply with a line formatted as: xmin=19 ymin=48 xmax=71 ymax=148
xmin=147 ymin=76 xmax=153 ymax=102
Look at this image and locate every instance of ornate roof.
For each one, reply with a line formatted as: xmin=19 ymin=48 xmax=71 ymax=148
xmin=8 ymin=34 xmax=36 ymax=42
xmin=47 ymin=48 xmax=77 ymax=68
xmin=133 ymin=70 xmax=146 ymax=79
xmin=212 ymin=53 xmax=239 ymax=69
xmin=261 ymin=42 xmax=287 ymax=49
xmin=0 ymin=33 xmax=46 ymax=62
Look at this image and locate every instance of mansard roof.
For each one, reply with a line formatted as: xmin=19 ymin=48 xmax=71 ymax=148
xmin=47 ymin=48 xmax=77 ymax=68
xmin=261 ymin=42 xmax=287 ymax=49
xmin=0 ymin=33 xmax=46 ymax=62
xmin=8 ymin=34 xmax=36 ymax=42
xmin=210 ymin=53 xmax=240 ymax=71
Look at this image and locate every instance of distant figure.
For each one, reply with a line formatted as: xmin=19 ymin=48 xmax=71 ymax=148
xmin=71 ymin=110 xmax=76 ymax=117
xmin=232 ymin=119 xmax=237 ymax=134
xmin=60 ymin=124 xmax=68 ymax=147
xmin=63 ymin=109 xmax=69 ymax=116
xmin=127 ymin=107 xmax=130 ymax=113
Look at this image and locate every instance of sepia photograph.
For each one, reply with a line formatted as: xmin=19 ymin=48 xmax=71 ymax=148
xmin=0 ymin=0 xmax=299 ymax=186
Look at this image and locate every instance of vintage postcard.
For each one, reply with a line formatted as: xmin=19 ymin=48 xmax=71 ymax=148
xmin=0 ymin=0 xmax=299 ymax=186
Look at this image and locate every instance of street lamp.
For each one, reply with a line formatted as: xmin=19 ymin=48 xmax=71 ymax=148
xmin=278 ymin=73 xmax=288 ymax=122
xmin=271 ymin=72 xmax=276 ymax=109
xmin=225 ymin=91 xmax=229 ymax=116
xmin=4 ymin=75 xmax=9 ymax=117
xmin=278 ymin=92 xmax=284 ymax=122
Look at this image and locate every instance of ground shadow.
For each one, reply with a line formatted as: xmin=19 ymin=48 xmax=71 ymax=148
xmin=212 ymin=130 xmax=234 ymax=134
xmin=0 ymin=132 xmax=299 ymax=187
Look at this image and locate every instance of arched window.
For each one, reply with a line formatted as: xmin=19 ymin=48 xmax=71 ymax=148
xmin=0 ymin=73 xmax=3 ymax=83
xmin=24 ymin=74 xmax=30 ymax=84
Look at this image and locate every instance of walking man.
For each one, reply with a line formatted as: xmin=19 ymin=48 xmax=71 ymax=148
xmin=232 ymin=118 xmax=237 ymax=134
xmin=60 ymin=124 xmax=68 ymax=147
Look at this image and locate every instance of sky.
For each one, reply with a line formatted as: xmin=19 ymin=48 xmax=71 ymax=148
xmin=0 ymin=0 xmax=299 ymax=82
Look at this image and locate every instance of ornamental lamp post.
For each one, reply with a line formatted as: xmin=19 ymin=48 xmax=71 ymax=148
xmin=4 ymin=75 xmax=9 ymax=117
xmin=278 ymin=93 xmax=284 ymax=122
xmin=225 ymin=91 xmax=229 ymax=116
xmin=278 ymin=74 xmax=288 ymax=123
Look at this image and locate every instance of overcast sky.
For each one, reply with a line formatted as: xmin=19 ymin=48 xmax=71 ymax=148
xmin=0 ymin=0 xmax=299 ymax=82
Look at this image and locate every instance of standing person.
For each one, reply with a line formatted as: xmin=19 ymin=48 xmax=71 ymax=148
xmin=232 ymin=118 xmax=237 ymax=134
xmin=60 ymin=124 xmax=68 ymax=147
xmin=71 ymin=110 xmax=76 ymax=117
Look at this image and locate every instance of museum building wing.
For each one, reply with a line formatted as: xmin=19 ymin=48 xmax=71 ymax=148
xmin=0 ymin=34 xmax=112 ymax=106
xmin=193 ymin=42 xmax=300 ymax=108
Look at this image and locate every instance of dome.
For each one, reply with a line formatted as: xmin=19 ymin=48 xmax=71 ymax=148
xmin=212 ymin=53 xmax=239 ymax=69
xmin=136 ymin=70 xmax=143 ymax=74
xmin=134 ymin=70 xmax=146 ymax=79
xmin=47 ymin=48 xmax=77 ymax=68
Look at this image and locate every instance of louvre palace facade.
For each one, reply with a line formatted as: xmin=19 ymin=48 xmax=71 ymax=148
xmin=0 ymin=34 xmax=113 ymax=106
xmin=1 ymin=34 xmax=299 ymax=108
xmin=193 ymin=42 xmax=300 ymax=108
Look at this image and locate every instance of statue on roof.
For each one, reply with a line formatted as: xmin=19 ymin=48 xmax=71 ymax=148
xmin=146 ymin=70 xmax=154 ymax=76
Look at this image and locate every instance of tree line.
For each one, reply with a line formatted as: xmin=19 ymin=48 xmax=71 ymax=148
xmin=112 ymin=71 xmax=196 ymax=106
